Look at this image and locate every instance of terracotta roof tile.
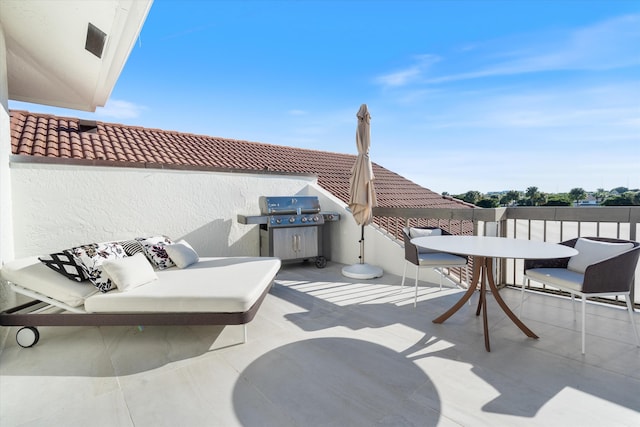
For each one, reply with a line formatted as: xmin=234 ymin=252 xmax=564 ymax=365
xmin=9 ymin=110 xmax=472 ymax=213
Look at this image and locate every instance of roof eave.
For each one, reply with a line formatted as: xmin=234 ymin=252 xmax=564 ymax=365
xmin=1 ymin=0 xmax=153 ymax=112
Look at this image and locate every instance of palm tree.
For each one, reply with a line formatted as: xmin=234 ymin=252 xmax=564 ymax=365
xmin=532 ymin=192 xmax=548 ymax=206
xmin=525 ymin=186 xmax=541 ymax=206
xmin=569 ymin=187 xmax=587 ymax=206
xmin=503 ymin=190 xmax=521 ymax=206
xmin=594 ymin=188 xmax=608 ymax=204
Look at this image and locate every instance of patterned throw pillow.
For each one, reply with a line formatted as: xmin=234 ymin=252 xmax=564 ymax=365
xmin=136 ymin=236 xmax=175 ymax=269
xmin=70 ymin=242 xmax=126 ymax=292
xmin=119 ymin=239 xmax=144 ymax=256
xmin=38 ymin=251 xmax=88 ymax=282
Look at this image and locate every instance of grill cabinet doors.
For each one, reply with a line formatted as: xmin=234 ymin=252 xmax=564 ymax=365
xmin=263 ymin=227 xmax=319 ymax=261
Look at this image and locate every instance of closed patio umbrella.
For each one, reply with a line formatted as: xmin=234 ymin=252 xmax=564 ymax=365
xmin=342 ymin=104 xmax=383 ymax=279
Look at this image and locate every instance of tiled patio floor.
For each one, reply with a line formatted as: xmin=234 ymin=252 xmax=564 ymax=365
xmin=1 ymin=262 xmax=639 ymax=426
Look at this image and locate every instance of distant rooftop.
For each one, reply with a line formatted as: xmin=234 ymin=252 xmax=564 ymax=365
xmin=10 ymin=110 xmax=472 ymax=211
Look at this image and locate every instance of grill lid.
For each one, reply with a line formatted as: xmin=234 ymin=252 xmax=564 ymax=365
xmin=259 ymin=196 xmax=321 ymax=215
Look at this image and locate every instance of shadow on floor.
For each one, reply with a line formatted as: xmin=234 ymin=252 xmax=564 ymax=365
xmin=233 ymin=336 xmax=441 ymax=426
xmin=271 ymin=267 xmax=640 ymax=418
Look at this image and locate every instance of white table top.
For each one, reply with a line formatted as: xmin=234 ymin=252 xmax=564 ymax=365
xmin=411 ymin=235 xmax=578 ymax=259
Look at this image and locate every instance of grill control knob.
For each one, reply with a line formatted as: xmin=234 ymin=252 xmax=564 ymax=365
xmin=313 ymin=216 xmax=319 ymax=222
xmin=275 ymin=218 xmax=282 ymax=224
xmin=301 ymin=216 xmax=308 ymax=223
xmin=289 ymin=216 xmax=296 ymax=223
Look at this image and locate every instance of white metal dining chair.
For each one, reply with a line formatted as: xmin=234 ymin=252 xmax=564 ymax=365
xmin=400 ymin=227 xmax=468 ymax=307
xmin=521 ymin=236 xmax=640 ymax=354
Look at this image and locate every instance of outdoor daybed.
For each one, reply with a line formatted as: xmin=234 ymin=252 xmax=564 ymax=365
xmin=0 ymin=237 xmax=281 ymax=348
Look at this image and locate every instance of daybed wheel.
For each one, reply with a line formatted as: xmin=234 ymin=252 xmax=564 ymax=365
xmin=315 ymin=256 xmax=327 ymax=268
xmin=16 ymin=326 xmax=40 ymax=348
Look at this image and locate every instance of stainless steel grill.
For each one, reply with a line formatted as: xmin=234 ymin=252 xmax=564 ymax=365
xmin=238 ymin=196 xmax=340 ymax=268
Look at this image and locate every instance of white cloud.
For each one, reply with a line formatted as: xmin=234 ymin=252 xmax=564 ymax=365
xmin=380 ymin=14 xmax=640 ymax=87
xmin=96 ymin=99 xmax=145 ymax=119
xmin=417 ymin=82 xmax=640 ymax=132
xmin=374 ymin=55 xmax=440 ymax=87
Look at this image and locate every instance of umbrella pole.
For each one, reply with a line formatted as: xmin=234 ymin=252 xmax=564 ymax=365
xmin=359 ymin=224 xmax=365 ymax=264
xmin=341 ymin=222 xmax=383 ymax=279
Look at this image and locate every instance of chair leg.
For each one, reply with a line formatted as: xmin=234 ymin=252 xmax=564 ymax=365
xmin=465 ymin=264 xmax=469 ymax=286
xmin=439 ymin=268 xmax=443 ymax=290
xmin=519 ymin=277 xmax=527 ymax=318
xmin=581 ymin=296 xmax=587 ymax=354
xmin=626 ymin=297 xmax=640 ymax=347
xmin=572 ymin=294 xmax=577 ymax=322
xmin=401 ymin=261 xmax=408 ymax=289
xmin=414 ymin=265 xmax=420 ymax=307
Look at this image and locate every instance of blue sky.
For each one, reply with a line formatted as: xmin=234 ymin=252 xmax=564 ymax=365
xmin=10 ymin=0 xmax=640 ymax=195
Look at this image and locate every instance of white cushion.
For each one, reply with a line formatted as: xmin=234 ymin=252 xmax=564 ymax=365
xmin=164 ymin=240 xmax=199 ymax=268
xmin=102 ymin=253 xmax=158 ymax=292
xmin=84 ymin=257 xmax=281 ymax=313
xmin=1 ymin=256 xmax=97 ymax=307
xmin=418 ymin=252 xmax=467 ymax=267
xmin=525 ymin=268 xmax=585 ymax=293
xmin=408 ymin=228 xmax=442 ymax=254
xmin=567 ymin=238 xmax=634 ymax=274
xmin=408 ymin=228 xmax=442 ymax=238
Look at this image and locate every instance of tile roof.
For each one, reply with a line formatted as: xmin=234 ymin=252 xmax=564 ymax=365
xmin=9 ymin=110 xmax=472 ymax=211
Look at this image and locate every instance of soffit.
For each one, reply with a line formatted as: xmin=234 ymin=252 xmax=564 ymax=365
xmin=0 ymin=0 xmax=152 ymax=111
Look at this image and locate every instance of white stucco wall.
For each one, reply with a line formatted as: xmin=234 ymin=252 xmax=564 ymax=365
xmin=9 ymin=162 xmax=409 ymax=275
xmin=0 ymin=23 xmax=14 ymax=265
xmin=9 ymin=163 xmax=319 ymax=258
xmin=1 ymin=23 xmax=15 ymax=348
xmin=304 ymin=182 xmax=427 ymax=282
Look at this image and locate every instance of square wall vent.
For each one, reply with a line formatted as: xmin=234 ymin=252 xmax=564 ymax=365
xmin=85 ymin=23 xmax=107 ymax=59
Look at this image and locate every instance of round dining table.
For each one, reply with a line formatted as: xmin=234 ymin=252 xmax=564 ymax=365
xmin=410 ymin=235 xmax=578 ymax=352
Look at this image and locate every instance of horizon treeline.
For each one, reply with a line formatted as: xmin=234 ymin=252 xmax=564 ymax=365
xmin=444 ymin=186 xmax=640 ymax=207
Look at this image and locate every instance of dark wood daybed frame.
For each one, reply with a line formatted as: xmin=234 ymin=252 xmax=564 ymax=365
xmin=0 ymin=281 xmax=272 ymax=346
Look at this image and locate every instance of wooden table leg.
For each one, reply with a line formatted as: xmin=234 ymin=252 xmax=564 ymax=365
xmin=434 ymin=256 xmax=536 ymax=352
xmin=485 ymin=258 xmax=538 ymax=339
xmin=476 ymin=276 xmax=483 ymax=316
xmin=432 ymin=256 xmax=481 ymax=324
xmin=479 ymin=258 xmax=491 ymax=351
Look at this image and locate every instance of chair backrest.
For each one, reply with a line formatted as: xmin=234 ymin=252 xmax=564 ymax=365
xmin=402 ymin=227 xmax=450 ymax=265
xmin=525 ymin=237 xmax=639 ymax=270
xmin=568 ymin=237 xmax=640 ymax=293
xmin=566 ymin=237 xmax=636 ymax=274
xmin=526 ymin=237 xmax=640 ymax=293
xmin=562 ymin=236 xmax=640 ymax=249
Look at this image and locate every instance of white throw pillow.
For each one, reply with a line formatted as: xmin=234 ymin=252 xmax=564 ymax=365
xmin=567 ymin=238 xmax=634 ymax=274
xmin=164 ymin=240 xmax=199 ymax=269
xmin=408 ymin=228 xmax=442 ymax=238
xmin=102 ymin=253 xmax=158 ymax=291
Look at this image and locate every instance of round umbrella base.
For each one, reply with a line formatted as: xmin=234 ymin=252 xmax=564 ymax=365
xmin=341 ymin=263 xmax=383 ymax=279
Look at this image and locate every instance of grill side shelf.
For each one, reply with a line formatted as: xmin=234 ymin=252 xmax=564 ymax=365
xmin=237 ymin=214 xmax=267 ymax=225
